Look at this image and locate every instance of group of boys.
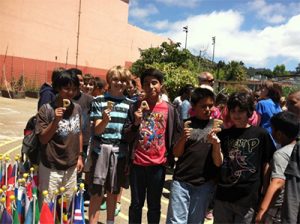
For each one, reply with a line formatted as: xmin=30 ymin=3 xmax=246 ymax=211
xmin=35 ymin=65 xmax=300 ymax=224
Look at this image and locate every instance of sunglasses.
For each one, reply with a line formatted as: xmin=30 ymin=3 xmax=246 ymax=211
xmin=200 ymin=78 xmax=214 ymax=83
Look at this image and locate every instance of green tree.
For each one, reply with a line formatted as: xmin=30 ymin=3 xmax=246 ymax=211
xmin=149 ymin=63 xmax=198 ymax=100
xmin=224 ymin=61 xmax=247 ymax=81
xmin=130 ymin=41 xmax=210 ymax=100
xmin=131 ymin=41 xmax=200 ymax=76
xmin=216 ymin=60 xmax=226 ymax=80
xmin=273 ymin=64 xmax=288 ymax=77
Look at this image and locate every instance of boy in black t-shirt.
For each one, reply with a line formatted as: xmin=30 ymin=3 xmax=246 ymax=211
xmin=166 ymin=88 xmax=223 ymax=224
xmin=214 ymin=92 xmax=276 ymax=224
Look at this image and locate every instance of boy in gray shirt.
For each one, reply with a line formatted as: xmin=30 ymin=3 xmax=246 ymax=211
xmin=255 ymin=111 xmax=300 ymax=223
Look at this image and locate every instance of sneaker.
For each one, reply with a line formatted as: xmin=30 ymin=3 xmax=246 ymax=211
xmin=100 ymin=201 xmax=107 ymax=210
xmin=205 ymin=210 xmax=214 ymax=220
xmin=114 ymin=202 xmax=121 ymax=216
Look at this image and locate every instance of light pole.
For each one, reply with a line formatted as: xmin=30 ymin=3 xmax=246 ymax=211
xmin=212 ymin=36 xmax=216 ymax=63
xmin=183 ymin=26 xmax=188 ymax=49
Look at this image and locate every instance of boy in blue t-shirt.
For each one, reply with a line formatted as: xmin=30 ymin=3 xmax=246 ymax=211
xmin=88 ymin=66 xmax=132 ymax=224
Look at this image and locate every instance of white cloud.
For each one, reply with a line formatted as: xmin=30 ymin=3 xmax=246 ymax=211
xmin=156 ymin=11 xmax=300 ymax=68
xmin=129 ymin=1 xmax=158 ymax=20
xmin=151 ymin=20 xmax=170 ymax=30
xmin=248 ymin=0 xmax=300 ymax=24
xmin=155 ymin=0 xmax=201 ymax=8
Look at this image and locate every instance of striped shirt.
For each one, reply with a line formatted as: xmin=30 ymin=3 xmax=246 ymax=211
xmin=90 ymin=92 xmax=131 ymax=147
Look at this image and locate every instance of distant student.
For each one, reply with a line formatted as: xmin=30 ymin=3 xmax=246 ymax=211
xmin=166 ymin=87 xmax=223 ymax=224
xmin=123 ymin=68 xmax=181 ymax=224
xmin=214 ymin=92 xmax=276 ymax=224
xmin=37 ymin=67 xmax=65 ymax=110
xmin=91 ymin=77 xmax=107 ymax=97
xmin=255 ymin=111 xmax=299 ymax=223
xmin=281 ymin=90 xmax=300 ymax=223
xmin=256 ymin=81 xmax=282 ymax=134
xmin=68 ymin=68 xmax=94 ymax=162
xmin=88 ymin=66 xmax=132 ymax=224
xmin=177 ymin=84 xmax=194 ymax=120
xmin=36 ymin=70 xmax=83 ymax=202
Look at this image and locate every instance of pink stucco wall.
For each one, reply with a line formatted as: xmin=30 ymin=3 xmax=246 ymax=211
xmin=0 ymin=0 xmax=167 ymax=84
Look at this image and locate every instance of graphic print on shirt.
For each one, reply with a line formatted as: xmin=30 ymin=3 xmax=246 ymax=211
xmin=56 ymin=114 xmax=80 ymax=137
xmin=223 ymin=137 xmax=260 ymax=184
xmin=139 ymin=112 xmax=165 ymax=151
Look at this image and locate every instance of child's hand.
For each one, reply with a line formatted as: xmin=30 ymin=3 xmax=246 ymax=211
xmin=102 ymin=109 xmax=111 ymax=122
xmin=207 ymin=129 xmax=220 ymax=145
xmin=255 ymin=210 xmax=265 ymax=224
xmin=183 ymin=127 xmax=192 ymax=140
xmin=54 ymin=107 xmax=66 ymax=121
xmin=134 ymin=108 xmax=143 ymax=126
xmin=77 ymin=156 xmax=84 ymax=173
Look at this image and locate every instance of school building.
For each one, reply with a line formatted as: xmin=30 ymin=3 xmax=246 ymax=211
xmin=0 ymin=0 xmax=167 ymax=87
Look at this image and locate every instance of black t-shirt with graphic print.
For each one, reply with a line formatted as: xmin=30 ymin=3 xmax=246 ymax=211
xmin=216 ymin=126 xmax=275 ymax=208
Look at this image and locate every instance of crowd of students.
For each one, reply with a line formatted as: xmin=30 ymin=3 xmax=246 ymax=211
xmin=35 ymin=66 xmax=300 ymax=224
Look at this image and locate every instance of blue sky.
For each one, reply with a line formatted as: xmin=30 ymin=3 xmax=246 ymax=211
xmin=128 ymin=0 xmax=300 ymax=71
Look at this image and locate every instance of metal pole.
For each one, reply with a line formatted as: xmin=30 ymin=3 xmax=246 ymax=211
xmin=75 ymin=0 xmax=82 ymax=68
xmin=183 ymin=26 xmax=188 ymax=49
xmin=65 ymin=48 xmax=69 ymax=67
xmin=212 ymin=36 xmax=216 ymax=63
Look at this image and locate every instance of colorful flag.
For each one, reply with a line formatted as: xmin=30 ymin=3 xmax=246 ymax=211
xmin=73 ymin=193 xmax=85 ymax=224
xmin=16 ymin=186 xmax=26 ymax=223
xmin=13 ymin=208 xmax=20 ymax=224
xmin=24 ymin=201 xmax=33 ymax=224
xmin=7 ymin=164 xmax=16 ymax=186
xmin=6 ymin=190 xmax=14 ymax=215
xmin=0 ymin=162 xmax=3 ymax=187
xmin=6 ymin=164 xmax=12 ymax=186
xmin=56 ymin=195 xmax=70 ymax=224
xmin=33 ymin=187 xmax=40 ymax=224
xmin=0 ymin=208 xmax=12 ymax=224
xmin=39 ymin=202 xmax=54 ymax=224
xmin=1 ymin=162 xmax=6 ymax=186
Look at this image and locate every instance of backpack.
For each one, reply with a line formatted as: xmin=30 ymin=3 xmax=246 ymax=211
xmin=21 ymin=115 xmax=41 ymax=165
xmin=21 ymin=103 xmax=54 ymax=165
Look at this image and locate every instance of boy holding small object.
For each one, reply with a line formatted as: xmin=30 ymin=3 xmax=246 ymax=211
xmin=88 ymin=66 xmax=132 ymax=224
xmin=123 ymin=68 xmax=181 ymax=224
xmin=36 ymin=70 xmax=83 ymax=204
xmin=166 ymin=87 xmax=223 ymax=224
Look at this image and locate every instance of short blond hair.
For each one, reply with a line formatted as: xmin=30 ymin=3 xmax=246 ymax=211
xmin=106 ymin=65 xmax=132 ymax=85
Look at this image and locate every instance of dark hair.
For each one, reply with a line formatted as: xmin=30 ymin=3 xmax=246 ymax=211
xmin=191 ymin=87 xmax=215 ymax=105
xmin=51 ymin=67 xmax=65 ymax=84
xmin=262 ymin=81 xmax=282 ymax=104
xmin=140 ymin=68 xmax=164 ymax=85
xmin=179 ymin=84 xmax=194 ymax=96
xmin=83 ymin=73 xmax=94 ymax=84
xmin=227 ymin=92 xmax=255 ymax=118
xmin=271 ymin=111 xmax=299 ymax=139
xmin=66 ymin=68 xmax=83 ymax=76
xmin=93 ymin=77 xmax=106 ymax=90
xmin=216 ymin=92 xmax=228 ymax=105
xmin=53 ymin=70 xmax=80 ymax=91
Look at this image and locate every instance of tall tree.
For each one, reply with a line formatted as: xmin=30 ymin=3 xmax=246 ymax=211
xmin=273 ymin=64 xmax=288 ymax=77
xmin=224 ymin=61 xmax=247 ymax=81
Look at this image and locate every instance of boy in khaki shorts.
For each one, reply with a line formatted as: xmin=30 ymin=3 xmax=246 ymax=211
xmin=36 ymin=69 xmax=84 ymax=202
